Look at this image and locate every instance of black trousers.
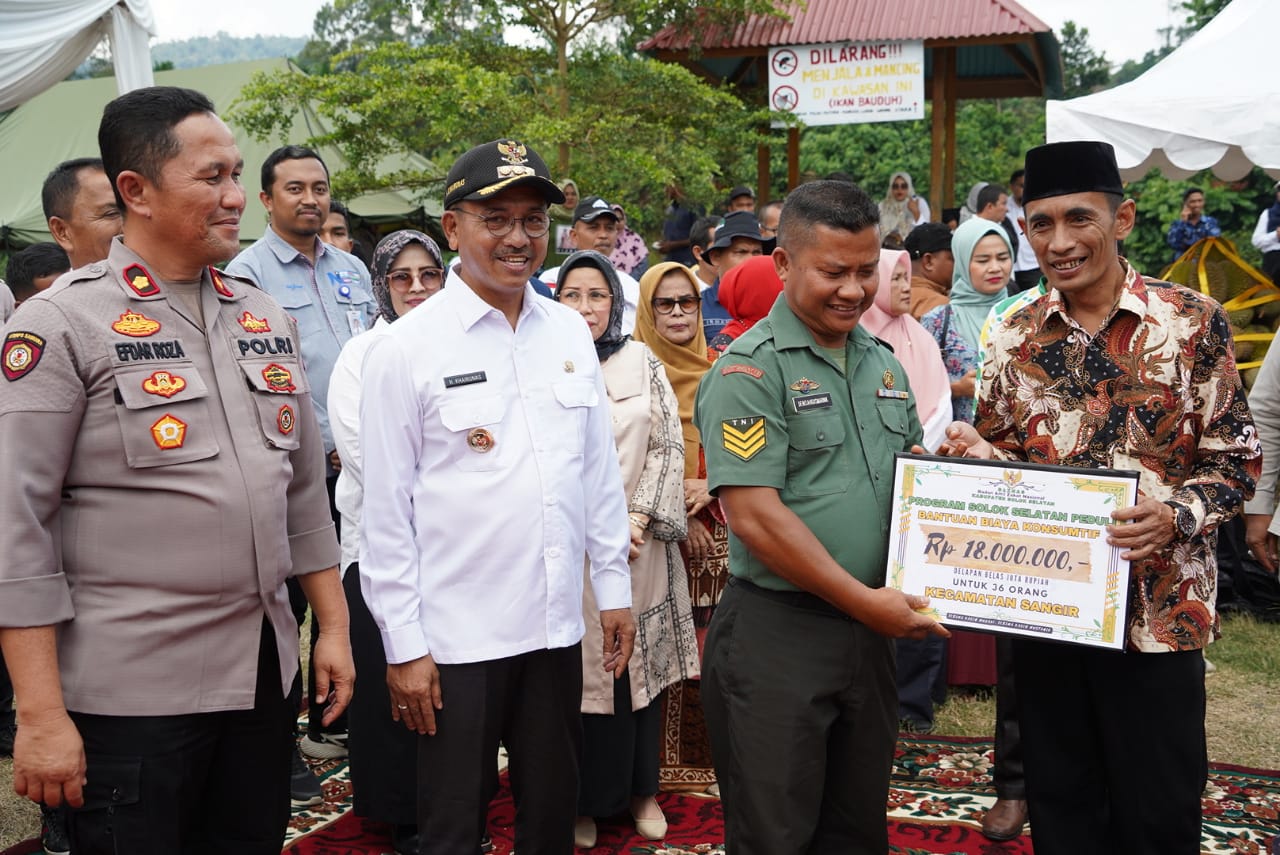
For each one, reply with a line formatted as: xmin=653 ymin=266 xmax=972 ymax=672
xmin=344 ymin=563 xmax=418 ymax=825
xmin=703 ymin=578 xmax=896 ymax=855
xmin=1012 ymin=640 xmax=1207 ymax=855
xmin=578 ymin=672 xmax=661 ymax=817
xmin=418 ymin=645 xmax=583 ymax=855
xmin=992 ymin=637 xmax=1025 ymax=800
xmin=894 ymin=635 xmax=944 ymax=730
xmin=68 ymin=620 xmax=293 ymax=855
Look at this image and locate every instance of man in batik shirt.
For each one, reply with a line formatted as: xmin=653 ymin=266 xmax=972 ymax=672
xmin=942 ymin=140 xmax=1260 ymax=855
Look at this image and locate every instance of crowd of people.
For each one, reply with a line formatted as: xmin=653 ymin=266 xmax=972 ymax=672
xmin=0 ymin=83 xmax=1271 ymax=855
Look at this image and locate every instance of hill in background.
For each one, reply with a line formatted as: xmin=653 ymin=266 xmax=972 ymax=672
xmin=72 ymin=32 xmax=308 ymax=77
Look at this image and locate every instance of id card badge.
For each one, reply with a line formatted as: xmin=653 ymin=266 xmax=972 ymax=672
xmin=346 ymin=308 xmax=365 ymax=337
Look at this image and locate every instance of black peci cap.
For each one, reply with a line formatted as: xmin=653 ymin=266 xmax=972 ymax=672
xmin=1022 ymin=141 xmax=1124 ymax=204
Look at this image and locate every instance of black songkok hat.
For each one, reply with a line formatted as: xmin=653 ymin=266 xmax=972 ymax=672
xmin=444 ymin=139 xmax=565 ymax=209
xmin=1022 ymin=141 xmax=1124 ymax=203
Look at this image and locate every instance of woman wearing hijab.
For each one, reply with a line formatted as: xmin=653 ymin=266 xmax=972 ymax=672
xmin=860 ymin=249 xmax=952 ymax=451
xmin=327 ymin=230 xmax=445 ymax=855
xmin=959 ymin=180 xmax=989 ymax=225
xmin=555 ymin=251 xmax=699 ymax=848
xmin=548 ymin=179 xmax=581 ymax=259
xmin=707 ymin=254 xmax=785 ymax=358
xmin=919 ymin=217 xmax=1014 ymax=424
xmin=632 ymin=261 xmax=724 ymax=795
xmin=879 ymin=171 xmax=932 ymax=246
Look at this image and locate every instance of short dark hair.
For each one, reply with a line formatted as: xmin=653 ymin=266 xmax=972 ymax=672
xmin=760 ymin=199 xmax=785 ymax=218
xmin=825 ymin=170 xmax=855 ymax=183
xmin=976 ymin=183 xmax=1007 ymax=212
xmin=1182 ymin=187 xmax=1204 ymax=203
xmin=6 ymin=242 xmax=70 ymax=301
xmin=42 ymin=158 xmax=105 ymax=222
xmin=689 ymin=215 xmax=720 ymax=252
xmin=328 ymin=199 xmax=351 ymax=231
xmin=261 ymin=145 xmax=329 ymax=195
xmin=776 ymin=180 xmax=879 ymax=251
xmin=99 ymin=86 xmax=216 ymax=210
xmin=1009 ymin=168 xmax=1025 ymax=184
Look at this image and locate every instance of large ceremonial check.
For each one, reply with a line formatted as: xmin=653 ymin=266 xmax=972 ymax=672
xmin=886 ymin=454 xmax=1140 ymax=650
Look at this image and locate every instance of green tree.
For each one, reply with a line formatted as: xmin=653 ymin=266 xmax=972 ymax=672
xmin=1059 ymin=21 xmax=1110 ymax=98
xmin=1177 ymin=0 xmax=1232 ymax=37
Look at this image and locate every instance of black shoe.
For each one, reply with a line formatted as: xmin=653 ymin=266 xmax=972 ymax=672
xmin=40 ymin=805 xmax=70 ymax=855
xmin=480 ymin=833 xmax=494 ymax=852
xmin=290 ymin=745 xmax=323 ymax=808
xmin=391 ymin=823 xmax=420 ymax=855
xmin=0 ymin=721 xmax=15 ymax=756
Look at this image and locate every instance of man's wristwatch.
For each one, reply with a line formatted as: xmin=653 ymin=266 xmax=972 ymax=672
xmin=1170 ymin=502 xmax=1196 ymax=540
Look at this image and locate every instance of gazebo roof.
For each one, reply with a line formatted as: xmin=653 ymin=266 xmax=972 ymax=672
xmin=638 ymin=0 xmax=1063 ymax=99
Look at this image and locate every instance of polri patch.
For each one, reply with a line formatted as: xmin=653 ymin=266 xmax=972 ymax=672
xmin=142 ymin=370 xmax=187 ymax=398
xmin=238 ymin=311 xmax=271 ymax=333
xmin=122 ymin=264 xmax=160 ymax=297
xmin=722 ymin=416 xmax=766 ymax=461
xmin=262 ymin=363 xmax=297 ymax=393
xmin=277 ymin=404 xmax=295 ymax=435
xmin=792 ymin=392 xmax=833 ymax=412
xmin=111 ymin=310 xmax=161 ymax=337
xmin=2 ymin=331 xmax=45 ymax=381
xmin=150 ymin=414 xmax=187 ymax=449
xmin=721 ymin=364 xmax=763 ymax=379
xmin=444 ymin=371 xmax=487 ymax=389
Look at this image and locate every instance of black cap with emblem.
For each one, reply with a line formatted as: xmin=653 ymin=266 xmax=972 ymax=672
xmin=443 ymin=139 xmax=566 ymax=209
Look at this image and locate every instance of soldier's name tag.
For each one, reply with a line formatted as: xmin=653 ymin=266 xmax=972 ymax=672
xmin=444 ymin=371 xmax=487 ymax=389
xmin=792 ymin=392 xmax=832 ymax=413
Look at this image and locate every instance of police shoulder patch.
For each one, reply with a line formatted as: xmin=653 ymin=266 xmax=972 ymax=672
xmin=3 ymin=331 xmax=46 ymax=381
xmin=722 ymin=415 xmax=766 ymax=461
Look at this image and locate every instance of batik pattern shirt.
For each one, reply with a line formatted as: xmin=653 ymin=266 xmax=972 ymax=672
xmin=976 ymin=261 xmax=1261 ymax=652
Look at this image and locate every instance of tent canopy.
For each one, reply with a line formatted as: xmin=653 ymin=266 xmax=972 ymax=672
xmin=0 ymin=58 xmax=441 ymax=250
xmin=1047 ymin=0 xmax=1280 ymax=181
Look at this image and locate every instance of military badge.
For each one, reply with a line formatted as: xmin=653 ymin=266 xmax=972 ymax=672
xmin=111 ymin=310 xmax=161 ymax=337
xmin=238 ymin=312 xmax=271 ymax=333
xmin=467 ymin=427 xmax=495 ymax=453
xmin=882 ymin=370 xmax=895 ymax=390
xmin=789 ymin=377 xmax=820 ymax=393
xmin=210 ymin=268 xmax=235 ymax=298
xmin=722 ymin=416 xmax=766 ymax=461
xmin=721 ymin=364 xmax=764 ymax=379
xmin=142 ymin=370 xmax=187 ymax=398
xmin=277 ymin=404 xmax=295 ymax=435
xmin=122 ymin=264 xmax=160 ymax=297
xmin=2 ymin=331 xmax=45 ymax=381
xmin=261 ymin=363 xmax=297 ymax=393
xmin=150 ymin=414 xmax=187 ymax=450
xmin=564 ymin=360 xmax=574 ymax=374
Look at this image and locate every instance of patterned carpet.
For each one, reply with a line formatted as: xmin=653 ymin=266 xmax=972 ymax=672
xmin=278 ymin=735 xmax=1280 ymax=855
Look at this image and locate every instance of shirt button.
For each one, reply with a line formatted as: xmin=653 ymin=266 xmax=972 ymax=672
xmin=546 ymin=496 xmax=557 ymax=506
xmin=816 ymin=432 xmax=826 ymax=441
xmin=548 ymin=547 xmax=561 ymax=558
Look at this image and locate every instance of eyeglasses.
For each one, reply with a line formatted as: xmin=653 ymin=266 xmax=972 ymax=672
xmin=652 ymin=295 xmax=701 ymax=315
xmin=559 ymin=288 xmax=612 ymax=307
xmin=452 ymin=208 xmax=551 ymax=238
xmin=388 ymin=268 xmax=444 ymax=290
xmin=891 ymin=182 xmax=909 ymax=190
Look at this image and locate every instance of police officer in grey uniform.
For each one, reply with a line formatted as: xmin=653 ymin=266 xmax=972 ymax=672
xmin=0 ymin=86 xmax=354 ymax=855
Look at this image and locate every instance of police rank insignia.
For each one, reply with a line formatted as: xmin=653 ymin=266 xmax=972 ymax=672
xmin=142 ymin=370 xmax=187 ymax=398
xmin=722 ymin=416 xmax=766 ymax=461
xmin=210 ymin=268 xmax=235 ymax=298
xmin=789 ymin=377 xmax=820 ymax=393
xmin=150 ymin=414 xmax=187 ymax=450
xmin=2 ymin=331 xmax=44 ymax=381
xmin=277 ymin=404 xmax=295 ymax=435
xmin=467 ymin=427 xmax=495 ymax=453
xmin=238 ymin=312 xmax=271 ymax=333
xmin=111 ymin=310 xmax=161 ymax=337
xmin=261 ymin=363 xmax=297 ymax=393
xmin=122 ymin=264 xmax=160 ymax=297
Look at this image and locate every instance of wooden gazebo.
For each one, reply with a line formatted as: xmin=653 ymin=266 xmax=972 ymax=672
xmin=638 ymin=0 xmax=1064 ymax=216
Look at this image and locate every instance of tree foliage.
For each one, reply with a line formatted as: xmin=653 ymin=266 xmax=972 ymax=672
xmin=1059 ymin=21 xmax=1110 ymax=98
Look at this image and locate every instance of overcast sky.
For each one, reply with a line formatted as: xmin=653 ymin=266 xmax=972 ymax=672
xmin=146 ymin=0 xmax=1183 ymax=68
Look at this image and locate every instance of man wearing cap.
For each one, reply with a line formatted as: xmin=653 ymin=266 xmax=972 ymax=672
xmin=699 ymin=210 xmax=767 ymax=341
xmin=941 ymin=141 xmax=1261 ymax=854
xmin=725 ymin=184 xmax=756 ymax=213
xmin=539 ymin=194 xmax=640 ymax=333
xmin=359 ymin=138 xmax=636 ymax=854
xmin=904 ymin=222 xmax=954 ymax=319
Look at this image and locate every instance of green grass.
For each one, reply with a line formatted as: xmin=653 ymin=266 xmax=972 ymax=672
xmin=2 ymin=613 xmax=1278 ymax=846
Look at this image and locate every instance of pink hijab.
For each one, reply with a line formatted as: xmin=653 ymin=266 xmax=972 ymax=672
xmin=859 ymin=249 xmax=951 ymax=428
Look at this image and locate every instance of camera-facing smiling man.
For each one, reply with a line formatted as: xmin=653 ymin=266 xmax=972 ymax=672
xmin=359 ymin=139 xmax=636 ymax=854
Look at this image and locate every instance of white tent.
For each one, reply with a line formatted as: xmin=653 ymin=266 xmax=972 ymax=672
xmin=0 ymin=0 xmax=155 ymax=111
xmin=1046 ymin=0 xmax=1280 ymax=181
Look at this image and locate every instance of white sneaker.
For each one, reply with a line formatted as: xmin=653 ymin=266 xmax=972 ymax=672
xmin=300 ymin=731 xmax=349 ymax=760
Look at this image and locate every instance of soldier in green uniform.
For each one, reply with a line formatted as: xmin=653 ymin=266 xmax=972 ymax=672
xmin=693 ymin=179 xmax=950 ymax=855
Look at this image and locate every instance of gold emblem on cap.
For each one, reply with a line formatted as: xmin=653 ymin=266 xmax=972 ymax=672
xmin=467 ymin=427 xmax=495 ymax=454
xmin=883 ymin=370 xmax=895 ymax=389
xmin=564 ymin=360 xmax=574 ymax=373
xmin=497 ymin=140 xmax=528 ymax=165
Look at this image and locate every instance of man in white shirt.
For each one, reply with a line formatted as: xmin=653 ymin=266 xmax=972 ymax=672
xmin=1252 ymin=180 xmax=1280 ymax=285
xmin=359 ymin=138 xmax=636 ymax=855
xmin=539 ymin=194 xmax=640 ymax=333
xmin=1005 ymin=169 xmax=1042 ymax=293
